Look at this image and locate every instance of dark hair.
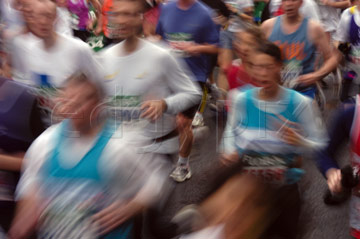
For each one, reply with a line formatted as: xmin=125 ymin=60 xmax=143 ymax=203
xmin=66 ymin=72 xmax=105 ymax=100
xmin=254 ymin=41 xmax=282 ymax=63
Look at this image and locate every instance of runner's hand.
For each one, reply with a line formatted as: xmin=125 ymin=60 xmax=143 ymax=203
xmin=297 ymin=73 xmax=319 ymax=86
xmin=274 ymin=115 xmax=305 ymax=146
xmin=326 ymin=168 xmax=342 ymax=194
xmin=94 ymin=25 xmax=102 ymax=36
xmin=92 ymin=200 xmax=144 ymax=236
xmin=141 ymin=100 xmax=167 ymax=121
xmin=220 ymin=152 xmax=240 ymax=166
xmin=182 ymin=45 xmax=201 ymax=56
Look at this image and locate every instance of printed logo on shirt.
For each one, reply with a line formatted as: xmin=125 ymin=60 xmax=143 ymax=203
xmin=273 ymin=40 xmax=307 ymax=62
xmin=108 ymin=95 xmax=144 ymax=123
xmin=32 ymin=73 xmax=57 ymax=114
xmin=165 ymin=32 xmax=194 ymax=58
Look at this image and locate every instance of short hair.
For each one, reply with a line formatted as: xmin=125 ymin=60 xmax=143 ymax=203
xmin=243 ymin=25 xmax=265 ymax=42
xmin=65 ymin=72 xmax=106 ymax=100
xmin=254 ymin=41 xmax=282 ymax=63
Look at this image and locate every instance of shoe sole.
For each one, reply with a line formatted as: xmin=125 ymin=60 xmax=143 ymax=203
xmin=170 ymin=171 xmax=192 ymax=183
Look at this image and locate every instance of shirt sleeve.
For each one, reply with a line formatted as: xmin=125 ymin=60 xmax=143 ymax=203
xmin=334 ymin=9 xmax=351 ymax=43
xmin=200 ymin=13 xmax=220 ymax=45
xmin=162 ymin=52 xmax=202 ymax=115
xmin=15 ymin=126 xmax=57 ymax=200
xmin=316 ymin=105 xmax=355 ymax=177
xmin=220 ymin=92 xmax=246 ymax=154
xmin=77 ymin=41 xmax=105 ymax=89
xmin=293 ymin=94 xmax=328 ymax=152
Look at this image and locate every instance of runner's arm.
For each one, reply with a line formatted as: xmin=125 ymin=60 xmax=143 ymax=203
xmin=162 ymin=53 xmax=202 ymax=115
xmin=8 ymin=189 xmax=41 ymax=239
xmin=304 ymin=22 xmax=341 ymax=84
xmin=322 ymin=0 xmax=351 ymax=9
xmin=260 ymin=18 xmax=275 ymax=38
xmin=0 ymin=153 xmax=23 ymax=171
xmin=316 ymin=105 xmax=354 ymax=177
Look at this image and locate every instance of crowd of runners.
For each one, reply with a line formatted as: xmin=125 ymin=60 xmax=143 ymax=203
xmin=1 ymin=0 xmax=360 ymax=238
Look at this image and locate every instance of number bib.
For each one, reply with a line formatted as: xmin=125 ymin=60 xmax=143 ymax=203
xmin=242 ymin=154 xmax=288 ymax=185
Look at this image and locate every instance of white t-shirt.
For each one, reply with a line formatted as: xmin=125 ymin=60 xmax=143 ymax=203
xmin=317 ymin=1 xmax=341 ymax=33
xmin=270 ymin=0 xmax=321 ymax=21
xmin=11 ymin=33 xmax=102 ymax=88
xmin=98 ymin=39 xmax=201 ymax=140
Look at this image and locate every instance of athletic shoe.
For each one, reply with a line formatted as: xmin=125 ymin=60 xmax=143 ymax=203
xmin=171 ymin=204 xmax=203 ymax=235
xmin=192 ymin=112 xmax=204 ymax=127
xmin=170 ymin=164 xmax=192 ymax=182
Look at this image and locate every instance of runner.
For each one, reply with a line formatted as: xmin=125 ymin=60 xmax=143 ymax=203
xmin=156 ymin=0 xmax=219 ymax=182
xmin=226 ymin=26 xmax=264 ymax=92
xmin=0 ymin=76 xmax=45 ymax=234
xmin=8 ymin=72 xmax=167 ymax=239
xmin=334 ymin=3 xmax=360 ymax=95
xmin=315 ymin=98 xmax=360 ymax=238
xmin=221 ymin=41 xmax=326 ymax=239
xmin=10 ymin=0 xmax=103 ymax=125
xmin=216 ymin=0 xmax=254 ymax=95
xmin=262 ymin=0 xmax=340 ymax=98
xmin=270 ymin=0 xmax=321 ymax=21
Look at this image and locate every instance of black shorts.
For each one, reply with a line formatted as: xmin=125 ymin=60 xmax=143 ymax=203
xmin=181 ymin=81 xmax=206 ymax=119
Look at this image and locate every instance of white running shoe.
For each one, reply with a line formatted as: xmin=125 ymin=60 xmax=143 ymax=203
xmin=170 ymin=164 xmax=192 ymax=182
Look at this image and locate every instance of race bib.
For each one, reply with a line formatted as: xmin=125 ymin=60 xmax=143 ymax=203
xmin=109 ymin=96 xmax=147 ymax=125
xmin=281 ymin=60 xmax=303 ymax=88
xmin=39 ymin=198 xmax=99 ymax=239
xmin=165 ymin=33 xmax=194 ymax=58
xmin=242 ymin=154 xmax=288 ymax=184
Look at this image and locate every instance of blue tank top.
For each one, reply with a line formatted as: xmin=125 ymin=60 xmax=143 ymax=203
xmin=269 ymin=16 xmax=317 ymax=87
xmin=234 ymin=88 xmax=305 ymax=185
xmin=39 ymin=120 xmax=133 ymax=239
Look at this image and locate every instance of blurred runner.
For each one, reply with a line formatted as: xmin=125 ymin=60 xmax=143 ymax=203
xmin=10 ymin=0 xmax=102 ymax=125
xmin=221 ymin=41 xmax=326 ymax=239
xmin=216 ymin=0 xmax=255 ymax=95
xmin=156 ymin=0 xmax=219 ymax=182
xmin=9 ymin=72 xmax=167 ymax=239
xmin=334 ymin=3 xmax=360 ymax=97
xmin=262 ymin=0 xmax=340 ymax=98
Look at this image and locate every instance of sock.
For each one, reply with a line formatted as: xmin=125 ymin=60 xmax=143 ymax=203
xmin=178 ymin=156 xmax=189 ymax=166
